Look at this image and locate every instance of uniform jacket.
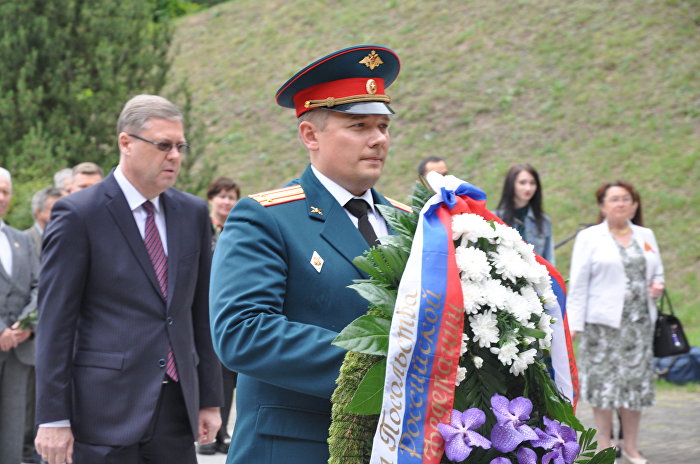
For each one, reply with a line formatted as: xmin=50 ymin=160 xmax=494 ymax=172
xmin=35 ymin=173 xmax=222 ymax=445
xmin=0 ymin=225 xmax=39 ymax=366
xmin=567 ymin=221 xmax=664 ymax=333
xmin=210 ymin=165 xmax=408 ymax=464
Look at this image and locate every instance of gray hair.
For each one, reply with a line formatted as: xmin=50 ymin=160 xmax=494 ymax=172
xmin=72 ymin=161 xmax=104 ymax=177
xmin=0 ymin=167 xmax=11 ymax=188
xmin=116 ymin=94 xmax=183 ymax=136
xmin=31 ymin=187 xmax=62 ymax=213
xmin=53 ymin=168 xmax=73 ymax=189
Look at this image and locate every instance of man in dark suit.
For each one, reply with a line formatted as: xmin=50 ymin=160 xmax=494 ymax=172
xmin=35 ymin=95 xmax=222 ymax=464
xmin=0 ymin=167 xmax=39 ymax=464
xmin=209 ymin=45 xmax=408 ymax=463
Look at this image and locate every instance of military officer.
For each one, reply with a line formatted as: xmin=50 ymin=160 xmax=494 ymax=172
xmin=209 ymin=45 xmax=409 ymax=463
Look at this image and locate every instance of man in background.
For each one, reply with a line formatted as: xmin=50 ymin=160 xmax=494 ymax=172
xmin=417 ymin=155 xmax=449 ymax=177
xmin=35 ymin=94 xmax=222 ymax=464
xmin=25 ymin=187 xmax=62 ymax=256
xmin=68 ymin=161 xmax=104 ymax=194
xmin=53 ymin=168 xmax=73 ymax=197
xmin=0 ymin=167 xmax=39 ymax=464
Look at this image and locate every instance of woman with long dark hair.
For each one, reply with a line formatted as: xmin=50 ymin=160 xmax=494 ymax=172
xmin=493 ymin=163 xmax=554 ymax=263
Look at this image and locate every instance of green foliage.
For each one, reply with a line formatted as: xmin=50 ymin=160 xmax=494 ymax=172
xmin=0 ymin=0 xmax=211 ymax=228
xmin=575 ymin=428 xmax=616 ymax=464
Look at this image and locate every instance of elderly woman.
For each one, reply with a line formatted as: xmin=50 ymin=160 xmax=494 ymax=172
xmin=493 ymin=163 xmax=555 ymax=263
xmin=568 ymin=181 xmax=664 ymax=464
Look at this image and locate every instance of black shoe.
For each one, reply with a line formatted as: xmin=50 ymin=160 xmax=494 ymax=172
xmin=197 ymin=442 xmax=217 ymax=455
xmin=216 ymin=440 xmax=230 ymax=454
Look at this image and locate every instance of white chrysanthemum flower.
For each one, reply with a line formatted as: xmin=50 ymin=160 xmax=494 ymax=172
xmin=528 ymin=263 xmax=551 ymax=288
xmin=523 ymin=336 xmax=536 ymax=346
xmin=509 ymin=348 xmax=537 ymax=376
xmin=490 ymin=246 xmax=529 ymax=283
xmin=455 ymin=246 xmax=491 ymax=282
xmin=505 ymin=291 xmax=532 ymax=324
xmin=515 ymin=240 xmax=537 ymax=264
xmin=473 ymin=356 xmax=483 ymax=368
xmin=482 ymin=279 xmax=511 ymax=311
xmin=462 ymin=281 xmax=487 ymax=314
xmin=493 ymin=222 xmax=523 ymax=248
xmin=469 ymin=310 xmax=499 ymax=348
xmin=538 ymin=313 xmax=554 ymax=349
xmin=520 ymin=286 xmax=545 ymax=316
xmin=452 ymin=213 xmax=496 ymax=243
xmin=460 ymin=333 xmax=469 ymax=355
xmin=455 ymin=366 xmax=467 ymax=386
xmin=495 ymin=341 xmax=519 ymax=366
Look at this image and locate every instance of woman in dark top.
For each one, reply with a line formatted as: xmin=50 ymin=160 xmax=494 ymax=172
xmin=493 ymin=163 xmax=554 ymax=263
xmin=198 ymin=177 xmax=240 ymax=455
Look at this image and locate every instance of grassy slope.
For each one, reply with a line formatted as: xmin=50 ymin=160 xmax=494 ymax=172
xmin=170 ymin=0 xmax=700 ymax=341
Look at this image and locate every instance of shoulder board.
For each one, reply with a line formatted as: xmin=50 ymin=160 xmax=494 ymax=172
xmin=385 ymin=196 xmax=412 ymax=213
xmin=248 ymin=184 xmax=306 ymax=207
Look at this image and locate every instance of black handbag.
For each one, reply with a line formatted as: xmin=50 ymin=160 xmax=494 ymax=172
xmin=653 ymin=290 xmax=690 ymax=358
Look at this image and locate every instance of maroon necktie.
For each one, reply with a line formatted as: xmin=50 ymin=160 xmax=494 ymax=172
xmin=142 ymin=200 xmax=179 ymax=382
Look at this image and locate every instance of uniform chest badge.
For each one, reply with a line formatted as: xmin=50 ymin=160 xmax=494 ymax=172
xmin=310 ymin=251 xmax=324 ymax=273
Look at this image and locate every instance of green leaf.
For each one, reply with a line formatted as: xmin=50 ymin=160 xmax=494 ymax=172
xmin=345 ymin=358 xmax=386 ymax=414
xmin=332 ymin=315 xmax=392 ymax=355
xmin=348 ymin=282 xmax=397 ymax=316
xmin=519 ymin=326 xmax=547 ymax=339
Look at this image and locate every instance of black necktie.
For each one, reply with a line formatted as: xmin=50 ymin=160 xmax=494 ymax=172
xmin=345 ymin=199 xmax=378 ymax=247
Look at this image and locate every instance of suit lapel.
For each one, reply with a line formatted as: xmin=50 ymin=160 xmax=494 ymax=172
xmin=103 ymin=175 xmax=165 ymax=301
xmin=162 ymin=191 xmax=179 ymax=309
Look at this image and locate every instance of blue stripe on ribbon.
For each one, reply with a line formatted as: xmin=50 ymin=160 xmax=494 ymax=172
xmin=397 ymin=207 xmax=449 ymax=463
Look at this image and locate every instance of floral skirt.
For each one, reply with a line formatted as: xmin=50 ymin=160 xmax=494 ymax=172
xmin=579 ymin=316 xmax=655 ymax=410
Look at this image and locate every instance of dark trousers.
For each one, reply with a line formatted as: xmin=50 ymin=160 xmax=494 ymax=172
xmin=72 ymin=381 xmax=196 ymax=464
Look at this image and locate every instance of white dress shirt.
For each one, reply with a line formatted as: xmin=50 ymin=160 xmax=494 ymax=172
xmin=114 ymin=165 xmax=168 ymax=254
xmin=311 ymin=165 xmax=389 ymax=239
xmin=0 ymin=220 xmax=12 ymax=277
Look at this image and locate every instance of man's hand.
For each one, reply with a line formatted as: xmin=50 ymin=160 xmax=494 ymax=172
xmin=0 ymin=328 xmax=17 ymax=351
xmin=197 ymin=407 xmax=222 ymax=444
xmin=10 ymin=321 xmax=32 ymax=344
xmin=35 ymin=426 xmax=74 ymax=464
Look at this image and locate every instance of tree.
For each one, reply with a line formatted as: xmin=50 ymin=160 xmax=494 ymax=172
xmin=0 ymin=0 xmax=177 ymax=226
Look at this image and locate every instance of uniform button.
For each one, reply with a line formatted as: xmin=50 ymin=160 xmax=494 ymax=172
xmin=158 ymin=358 xmax=166 ymax=367
xmin=167 ymin=317 xmax=173 ymax=325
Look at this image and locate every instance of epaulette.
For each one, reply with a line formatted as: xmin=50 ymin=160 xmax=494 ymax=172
xmin=385 ymin=196 xmax=412 ymax=213
xmin=248 ymin=184 xmax=306 ymax=207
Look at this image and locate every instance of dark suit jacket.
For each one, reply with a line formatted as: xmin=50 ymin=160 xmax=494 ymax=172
xmin=0 ymin=225 xmax=38 ymax=366
xmin=209 ymin=165 xmax=408 ymax=463
xmin=36 ymin=173 xmax=222 ymax=446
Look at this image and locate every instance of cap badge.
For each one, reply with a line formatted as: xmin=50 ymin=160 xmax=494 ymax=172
xmin=359 ymin=50 xmax=384 ymax=70
xmin=366 ymin=79 xmax=377 ymax=95
xmin=310 ymin=251 xmax=324 ymax=273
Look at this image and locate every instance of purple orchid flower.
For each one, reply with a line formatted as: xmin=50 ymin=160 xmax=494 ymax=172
xmin=438 ymin=408 xmax=492 ymax=462
xmin=488 ymin=446 xmax=537 ymax=464
xmin=489 ymin=394 xmax=539 ymax=452
xmin=530 ymin=416 xmax=581 ymax=464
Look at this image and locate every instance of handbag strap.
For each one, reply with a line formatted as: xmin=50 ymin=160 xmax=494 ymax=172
xmin=658 ymin=290 xmax=675 ymax=316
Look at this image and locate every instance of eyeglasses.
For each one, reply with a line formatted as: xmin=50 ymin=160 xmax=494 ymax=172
xmin=128 ymin=133 xmax=190 ymax=154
